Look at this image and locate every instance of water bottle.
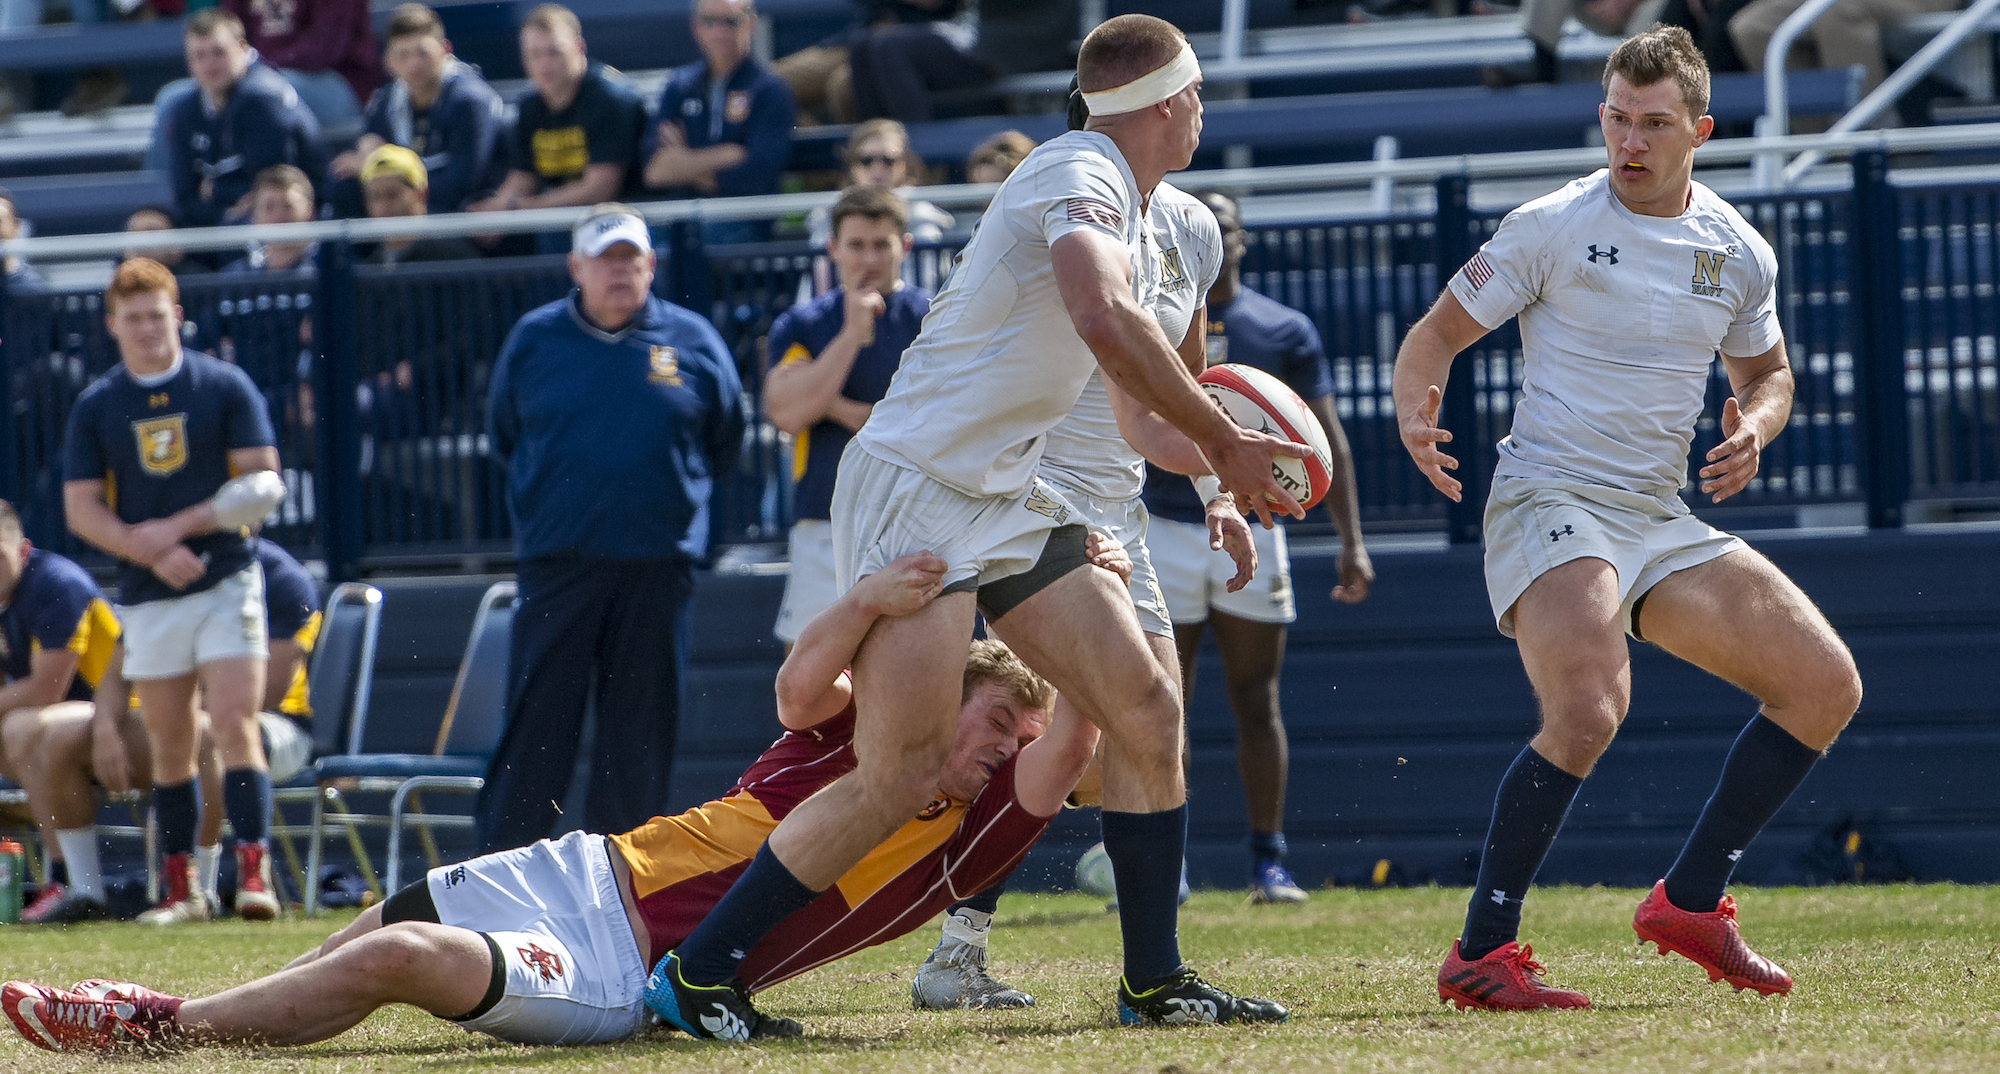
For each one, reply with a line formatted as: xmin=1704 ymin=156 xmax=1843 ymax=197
xmin=0 ymin=838 xmax=23 ymax=924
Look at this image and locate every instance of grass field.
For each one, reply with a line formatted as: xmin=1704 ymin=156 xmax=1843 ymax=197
xmin=2 ymin=884 xmax=1996 ymax=1073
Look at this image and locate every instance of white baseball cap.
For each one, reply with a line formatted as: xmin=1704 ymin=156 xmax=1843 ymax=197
xmin=574 ymin=212 xmax=652 ymax=256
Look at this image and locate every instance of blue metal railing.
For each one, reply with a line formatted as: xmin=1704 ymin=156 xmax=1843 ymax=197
xmin=7 ymin=155 xmax=2000 ymax=575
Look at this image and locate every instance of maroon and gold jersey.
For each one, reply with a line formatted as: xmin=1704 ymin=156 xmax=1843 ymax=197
xmin=609 ymin=699 xmax=1055 ymax=992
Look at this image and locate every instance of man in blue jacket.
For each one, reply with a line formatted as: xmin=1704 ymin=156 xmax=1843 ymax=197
xmin=337 ymin=3 xmax=508 ymax=214
xmin=479 ymin=203 xmax=747 ymax=852
xmin=163 ymin=9 xmax=329 ymax=229
xmin=642 ymin=0 xmax=795 ymax=240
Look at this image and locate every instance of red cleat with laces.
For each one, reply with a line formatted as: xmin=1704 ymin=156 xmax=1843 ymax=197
xmin=1 ymin=979 xmax=183 ymax=1051
xmin=1436 ymin=939 xmax=1592 ymax=1011
xmin=1632 ymin=880 xmax=1792 ymax=995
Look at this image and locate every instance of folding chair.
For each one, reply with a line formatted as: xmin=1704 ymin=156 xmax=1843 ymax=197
xmin=305 ymin=581 xmax=513 ymax=914
xmin=270 ymin=582 xmax=384 ymax=900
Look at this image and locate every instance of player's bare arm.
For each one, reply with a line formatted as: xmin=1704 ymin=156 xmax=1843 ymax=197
xmin=88 ymin=644 xmax=136 ymax=794
xmin=0 ymin=642 xmax=79 ymax=718
xmin=1307 ymin=393 xmax=1373 ymax=603
xmin=1701 ymin=340 xmax=1793 ymax=503
xmin=774 ymin=551 xmax=948 ymax=729
xmin=762 ymin=289 xmax=885 ymax=434
xmin=1052 ymin=228 xmax=1306 ymax=525
xmin=264 ymin=638 xmax=306 ymax=713
xmin=1391 ymin=288 xmax=1491 ymax=503
xmin=1013 ymin=696 xmax=1104 ymax=817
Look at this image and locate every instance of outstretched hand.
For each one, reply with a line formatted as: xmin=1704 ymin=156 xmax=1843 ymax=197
xmin=1399 ymin=383 xmax=1461 ymax=502
xmin=1699 ymin=397 xmax=1762 ymax=503
xmin=854 ymin=551 xmax=949 ymax=618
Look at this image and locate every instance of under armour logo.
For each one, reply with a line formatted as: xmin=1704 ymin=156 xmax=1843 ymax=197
xmin=701 ymin=1007 xmax=750 ymax=1041
xmin=1160 ymin=997 xmax=1219 ymax=1023
xmin=1587 ymin=244 xmax=1619 ymax=264
xmin=1728 ymin=849 xmax=1744 ymax=862
xmin=1490 ymin=888 xmax=1507 ymax=905
xmin=1549 ymin=525 xmax=1575 ymax=542
xmin=443 ymin=865 xmax=466 ymax=888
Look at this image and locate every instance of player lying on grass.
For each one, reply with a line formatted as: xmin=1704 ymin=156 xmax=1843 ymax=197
xmin=2 ymin=540 xmax=1121 ymax=1051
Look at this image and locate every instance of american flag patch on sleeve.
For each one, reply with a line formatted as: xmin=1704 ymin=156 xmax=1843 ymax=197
xmin=1067 ymin=199 xmax=1123 ymax=228
xmin=1463 ymin=252 xmax=1495 ymax=291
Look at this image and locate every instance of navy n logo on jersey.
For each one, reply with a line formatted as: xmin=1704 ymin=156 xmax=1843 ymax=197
xmin=1159 ymin=246 xmax=1188 ymax=291
xmin=131 ymin=414 xmax=189 ymax=476
xmin=1691 ymin=250 xmax=1727 ymax=296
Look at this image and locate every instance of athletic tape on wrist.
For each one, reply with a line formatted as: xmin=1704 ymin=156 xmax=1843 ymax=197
xmin=1192 ymin=474 xmax=1223 ymax=504
xmin=1082 ymin=42 xmax=1201 ymax=117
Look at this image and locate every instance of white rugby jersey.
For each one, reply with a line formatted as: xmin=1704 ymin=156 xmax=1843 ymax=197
xmin=1041 ymin=181 xmax=1225 ymax=502
xmin=1449 ymin=170 xmax=1781 ymax=493
xmin=856 ymin=131 xmax=1145 ymax=497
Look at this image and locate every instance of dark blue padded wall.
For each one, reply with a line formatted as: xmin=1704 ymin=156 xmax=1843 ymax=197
xmin=360 ymin=526 xmax=2000 ymax=891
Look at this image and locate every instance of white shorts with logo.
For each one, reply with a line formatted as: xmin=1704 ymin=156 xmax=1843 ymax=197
xmin=774 ymin=519 xmax=838 ymax=644
xmin=1151 ymin=516 xmax=1296 ymax=625
xmin=118 ymin=564 xmax=268 ymax=680
xmin=1040 ymin=478 xmax=1170 ymax=637
xmin=831 ymin=442 xmax=1074 ymax=593
xmin=1482 ymin=476 xmax=1747 ymax=639
xmin=427 ymin=830 xmax=648 ymax=1046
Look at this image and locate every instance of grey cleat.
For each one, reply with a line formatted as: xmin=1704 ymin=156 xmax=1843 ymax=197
xmin=911 ymin=922 xmax=1035 ymax=1010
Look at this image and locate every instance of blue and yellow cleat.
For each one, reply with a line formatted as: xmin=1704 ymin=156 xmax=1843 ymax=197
xmin=644 ymin=951 xmax=801 ymax=1042
xmin=1115 ymin=965 xmax=1289 ymax=1026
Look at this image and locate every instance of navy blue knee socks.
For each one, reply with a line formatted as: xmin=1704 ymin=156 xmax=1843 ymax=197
xmin=1664 ymin=714 xmax=1823 ymax=913
xmin=155 ymin=780 xmax=199 ymax=858
xmin=1102 ymin=804 xmax=1188 ymax=986
xmin=675 ymin=842 xmax=822 ymax=986
xmin=1460 ymin=746 xmax=1584 ymax=961
xmin=223 ymin=768 xmax=273 ymax=844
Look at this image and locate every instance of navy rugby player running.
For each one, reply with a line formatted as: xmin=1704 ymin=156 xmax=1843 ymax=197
xmin=63 ymin=257 xmax=289 ymax=925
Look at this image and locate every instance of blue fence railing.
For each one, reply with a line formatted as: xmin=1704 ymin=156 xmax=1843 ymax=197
xmin=5 ymin=152 xmax=1998 ymax=577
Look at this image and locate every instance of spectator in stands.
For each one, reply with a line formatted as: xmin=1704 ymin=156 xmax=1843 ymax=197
xmin=642 ymin=0 xmax=795 ymax=241
xmin=468 ymin=4 xmax=646 ymax=217
xmin=478 ymin=203 xmax=746 ymax=852
xmin=965 ymin=129 xmax=1035 ymax=184
xmin=162 ymin=9 xmax=329 ymax=229
xmin=223 ymin=166 xmax=319 ymax=274
xmin=764 ymin=186 xmax=929 ymax=649
xmin=1659 ymin=0 xmax=1757 ymax=73
xmin=807 ymin=120 xmax=950 ymax=247
xmin=0 ymin=188 xmax=47 ymax=293
xmin=1729 ymin=0 xmax=1959 ymax=101
xmin=333 ymin=4 xmax=508 ymax=214
xmin=844 ymin=0 xmax=993 ymax=123
xmin=361 ymin=145 xmax=482 ymax=264
xmin=123 ymin=208 xmax=210 ymax=279
xmin=221 ymin=0 xmax=382 ymax=139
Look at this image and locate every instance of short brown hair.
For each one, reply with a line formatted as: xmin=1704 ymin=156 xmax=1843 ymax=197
xmin=106 ymin=258 xmax=179 ymax=315
xmin=1603 ymin=24 xmax=1710 ymax=119
xmin=829 ymin=185 xmax=909 ymax=239
xmin=184 ymin=8 xmax=246 ymax=41
xmin=384 ymin=3 xmax=446 ymax=45
xmin=253 ymin=164 xmax=315 ymax=203
xmin=967 ymin=131 xmax=1036 ymax=179
xmin=1077 ymin=14 xmax=1186 ymax=94
xmin=963 ymin=639 xmax=1053 ymax=712
xmin=845 ymin=119 xmax=910 ymax=167
xmin=522 ymin=3 xmax=581 ymax=39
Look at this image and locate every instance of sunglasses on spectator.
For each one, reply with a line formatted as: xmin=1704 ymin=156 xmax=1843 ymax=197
xmin=853 ymin=155 xmax=900 ymax=168
xmin=698 ymin=13 xmax=748 ymax=28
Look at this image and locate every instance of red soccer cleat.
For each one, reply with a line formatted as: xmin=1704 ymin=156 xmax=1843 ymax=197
xmin=1633 ymin=880 xmax=1792 ymax=995
xmin=1437 ymin=939 xmax=1592 ymax=1011
xmin=1 ymin=979 xmax=181 ymax=1051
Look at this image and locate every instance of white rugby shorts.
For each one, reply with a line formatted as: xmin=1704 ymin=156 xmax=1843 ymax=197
xmin=1482 ymin=476 xmax=1746 ymax=639
xmin=831 ymin=441 xmax=1075 ymax=594
xmin=773 ymin=519 xmax=838 ymax=644
xmin=427 ymin=830 xmax=648 ymax=1046
xmin=118 ymin=564 xmax=268 ymax=680
xmin=1041 ymin=477 xmax=1170 ymax=637
xmin=1151 ymin=516 xmax=1296 ymax=626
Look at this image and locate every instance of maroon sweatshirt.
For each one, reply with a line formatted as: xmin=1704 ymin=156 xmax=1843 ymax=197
xmin=222 ymin=0 xmax=383 ymax=108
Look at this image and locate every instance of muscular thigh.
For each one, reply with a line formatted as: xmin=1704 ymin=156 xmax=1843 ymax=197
xmin=1632 ymin=547 xmax=1856 ymax=719
xmin=990 ymin=562 xmax=1176 ymax=735
xmin=848 ymin=590 xmax=978 ymax=778
xmin=1512 ymin=557 xmax=1632 ymax=712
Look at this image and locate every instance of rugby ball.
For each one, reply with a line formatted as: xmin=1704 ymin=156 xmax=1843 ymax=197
xmin=1196 ymin=363 xmax=1334 ymax=512
xmin=1075 ymin=842 xmax=1117 ymax=898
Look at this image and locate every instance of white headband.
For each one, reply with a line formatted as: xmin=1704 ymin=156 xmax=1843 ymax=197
xmin=1082 ymin=42 xmax=1200 ymax=117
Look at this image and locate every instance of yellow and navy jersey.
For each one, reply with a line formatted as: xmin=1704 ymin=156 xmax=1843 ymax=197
xmin=0 ymin=549 xmax=121 ymax=701
xmin=255 ymin=539 xmax=320 ymax=719
xmin=610 ymin=701 xmax=1053 ymax=993
xmin=61 ymin=350 xmax=277 ymax=607
xmin=767 ymin=286 xmax=929 ymax=521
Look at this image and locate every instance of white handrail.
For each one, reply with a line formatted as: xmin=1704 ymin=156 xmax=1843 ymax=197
xmin=1763 ymin=0 xmax=1845 ymax=141
xmin=7 ymin=121 xmax=1999 ymax=262
xmin=1221 ymin=0 xmax=1249 ymax=63
xmin=1780 ymin=0 xmax=2000 ymax=186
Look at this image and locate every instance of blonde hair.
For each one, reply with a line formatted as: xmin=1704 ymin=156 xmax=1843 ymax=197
xmin=1603 ymin=24 xmax=1710 ymax=119
xmin=963 ymin=639 xmax=1053 ymax=711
